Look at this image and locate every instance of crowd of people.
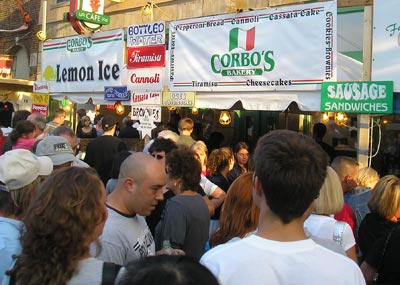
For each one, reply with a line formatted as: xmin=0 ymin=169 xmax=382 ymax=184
xmin=1 ymin=110 xmax=400 ymax=285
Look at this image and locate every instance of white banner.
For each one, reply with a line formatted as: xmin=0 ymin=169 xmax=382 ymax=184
xmin=372 ymin=0 xmax=400 ymax=92
xmin=41 ymin=29 xmax=124 ymax=93
xmin=168 ymin=1 xmax=337 ymax=92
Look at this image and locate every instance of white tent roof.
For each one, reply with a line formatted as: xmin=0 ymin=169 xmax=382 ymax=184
xmin=51 ymin=53 xmax=362 ymax=111
xmin=52 ymin=53 xmax=361 ymax=112
xmin=195 ymin=53 xmax=362 ymax=111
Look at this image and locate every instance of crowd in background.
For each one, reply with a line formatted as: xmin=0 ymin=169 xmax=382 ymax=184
xmin=0 ymin=109 xmax=400 ymax=285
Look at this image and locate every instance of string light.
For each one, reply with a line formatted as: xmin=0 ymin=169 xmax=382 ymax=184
xmin=114 ymin=101 xmax=125 ymax=115
xmin=219 ymin=111 xmax=232 ymax=125
xmin=334 ymin=112 xmax=348 ymax=126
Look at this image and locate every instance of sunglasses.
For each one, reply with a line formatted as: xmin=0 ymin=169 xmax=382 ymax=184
xmin=151 ymin=153 xmax=165 ymax=160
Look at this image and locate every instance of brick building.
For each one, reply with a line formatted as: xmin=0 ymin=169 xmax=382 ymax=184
xmin=0 ymin=0 xmax=40 ymax=80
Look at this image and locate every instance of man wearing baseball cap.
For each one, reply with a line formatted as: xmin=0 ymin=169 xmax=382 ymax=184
xmin=35 ymin=136 xmax=80 ymax=169
xmin=0 ymin=149 xmax=53 ymax=283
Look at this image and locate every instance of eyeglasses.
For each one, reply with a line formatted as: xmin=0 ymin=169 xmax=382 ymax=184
xmin=151 ymin=153 xmax=165 ymax=160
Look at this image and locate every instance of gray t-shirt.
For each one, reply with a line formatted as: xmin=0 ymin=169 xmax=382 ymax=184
xmin=155 ymin=194 xmax=210 ymax=259
xmin=92 ymin=206 xmax=155 ymax=266
xmin=67 ymin=258 xmax=103 ymax=285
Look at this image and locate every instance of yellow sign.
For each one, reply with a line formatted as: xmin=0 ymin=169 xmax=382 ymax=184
xmin=162 ymin=91 xmax=195 ymax=107
xmin=32 ymin=93 xmax=49 ymax=105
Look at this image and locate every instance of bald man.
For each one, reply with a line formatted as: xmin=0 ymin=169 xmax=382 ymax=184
xmin=92 ymin=153 xmax=166 ymax=266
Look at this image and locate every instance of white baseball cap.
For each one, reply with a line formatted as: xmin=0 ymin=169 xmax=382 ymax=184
xmin=0 ymin=149 xmax=53 ymax=190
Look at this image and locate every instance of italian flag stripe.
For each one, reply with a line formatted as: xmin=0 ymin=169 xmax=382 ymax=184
xmin=229 ymin=27 xmax=255 ymax=51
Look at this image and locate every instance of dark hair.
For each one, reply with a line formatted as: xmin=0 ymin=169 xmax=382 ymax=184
xmin=12 ymin=110 xmax=31 ymax=128
xmin=166 ymin=147 xmax=201 ymax=191
xmin=77 ymin=109 xmax=86 ymax=118
xmin=14 ymin=167 xmax=106 ymax=285
xmin=0 ymin=190 xmax=16 ymax=216
xmin=313 ymin=123 xmax=327 ymax=139
xmin=9 ymin=120 xmax=35 ymax=145
xmin=254 ymin=130 xmax=328 ymax=224
xmin=94 ymin=114 xmax=104 ymax=125
xmin=118 ymin=255 xmax=219 ymax=285
xmin=109 ymin=150 xmax=132 ymax=179
xmin=233 ymin=141 xmax=249 ymax=154
xmin=149 ymin=138 xmax=177 ymax=155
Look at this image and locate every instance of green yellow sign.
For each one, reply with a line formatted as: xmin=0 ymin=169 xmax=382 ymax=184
xmin=321 ymin=81 xmax=393 ymax=114
xmin=162 ymin=91 xmax=195 ymax=107
xmin=32 ymin=93 xmax=49 ymax=105
xmin=75 ymin=10 xmax=110 ymax=25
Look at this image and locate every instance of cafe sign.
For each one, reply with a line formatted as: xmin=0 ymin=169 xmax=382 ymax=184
xmin=69 ymin=0 xmax=110 ymax=34
xmin=321 ymin=81 xmax=393 ymax=114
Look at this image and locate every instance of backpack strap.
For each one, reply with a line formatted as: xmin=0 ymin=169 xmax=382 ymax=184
xmin=333 ymin=221 xmax=346 ymax=246
xmin=102 ymin=262 xmax=122 ymax=285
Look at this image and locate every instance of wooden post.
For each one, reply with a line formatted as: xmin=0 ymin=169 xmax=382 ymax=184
xmin=357 ymin=5 xmax=373 ymax=168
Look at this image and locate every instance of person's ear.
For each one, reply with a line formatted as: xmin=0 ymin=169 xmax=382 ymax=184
xmin=253 ymin=175 xmax=263 ymax=198
xmin=123 ymin=177 xmax=136 ymax=194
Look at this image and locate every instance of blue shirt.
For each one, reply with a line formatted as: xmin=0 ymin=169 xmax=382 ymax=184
xmin=0 ymin=217 xmax=23 ymax=284
xmin=344 ymin=187 xmax=372 ymax=235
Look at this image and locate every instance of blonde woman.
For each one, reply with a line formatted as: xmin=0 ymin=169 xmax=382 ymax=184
xmin=357 ymin=167 xmax=380 ymax=189
xmin=191 ymin=141 xmax=209 ymax=176
xmin=345 ymin=166 xmax=380 ymax=234
xmin=304 ymin=166 xmax=358 ymax=263
xmin=358 ymin=175 xmax=400 ymax=261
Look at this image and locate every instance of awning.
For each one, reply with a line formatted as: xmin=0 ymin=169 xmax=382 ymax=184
xmin=49 ymin=53 xmax=364 ymax=112
xmin=0 ymin=78 xmax=34 ymax=93
xmin=195 ymin=53 xmax=363 ymax=111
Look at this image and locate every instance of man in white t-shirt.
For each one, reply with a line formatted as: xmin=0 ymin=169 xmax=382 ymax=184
xmin=92 ymin=152 xmax=166 ymax=266
xmin=200 ymin=130 xmax=365 ymax=285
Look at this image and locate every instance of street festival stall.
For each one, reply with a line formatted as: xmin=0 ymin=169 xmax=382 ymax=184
xmin=168 ymin=0 xmax=338 ymax=111
xmin=44 ymin=1 xmax=340 ymax=137
xmin=42 ymin=0 xmax=397 ymax=156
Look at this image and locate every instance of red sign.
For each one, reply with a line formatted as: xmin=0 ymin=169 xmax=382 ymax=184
xmin=0 ymin=55 xmax=13 ymax=79
xmin=127 ymin=45 xmax=166 ymax=69
xmin=31 ymin=104 xmax=48 ymax=117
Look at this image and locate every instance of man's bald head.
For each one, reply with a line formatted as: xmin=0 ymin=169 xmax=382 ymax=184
xmin=119 ymin=152 xmax=162 ymax=186
xmin=116 ymin=152 xmax=166 ymax=216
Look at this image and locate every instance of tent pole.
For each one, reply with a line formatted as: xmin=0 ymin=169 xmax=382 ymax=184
xmin=357 ymin=5 xmax=373 ymax=168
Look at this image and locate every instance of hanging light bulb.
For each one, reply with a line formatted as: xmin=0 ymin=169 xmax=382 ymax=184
xmin=141 ymin=0 xmax=153 ymax=20
xmin=219 ymin=111 xmax=232 ymax=125
xmin=114 ymin=101 xmax=125 ymax=115
xmin=334 ymin=112 xmax=348 ymax=126
xmin=322 ymin=112 xmax=329 ymax=122
xmin=191 ymin=107 xmax=198 ymax=115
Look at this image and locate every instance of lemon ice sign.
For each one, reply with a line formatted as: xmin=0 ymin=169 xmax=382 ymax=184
xmin=321 ymin=81 xmax=393 ymax=114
